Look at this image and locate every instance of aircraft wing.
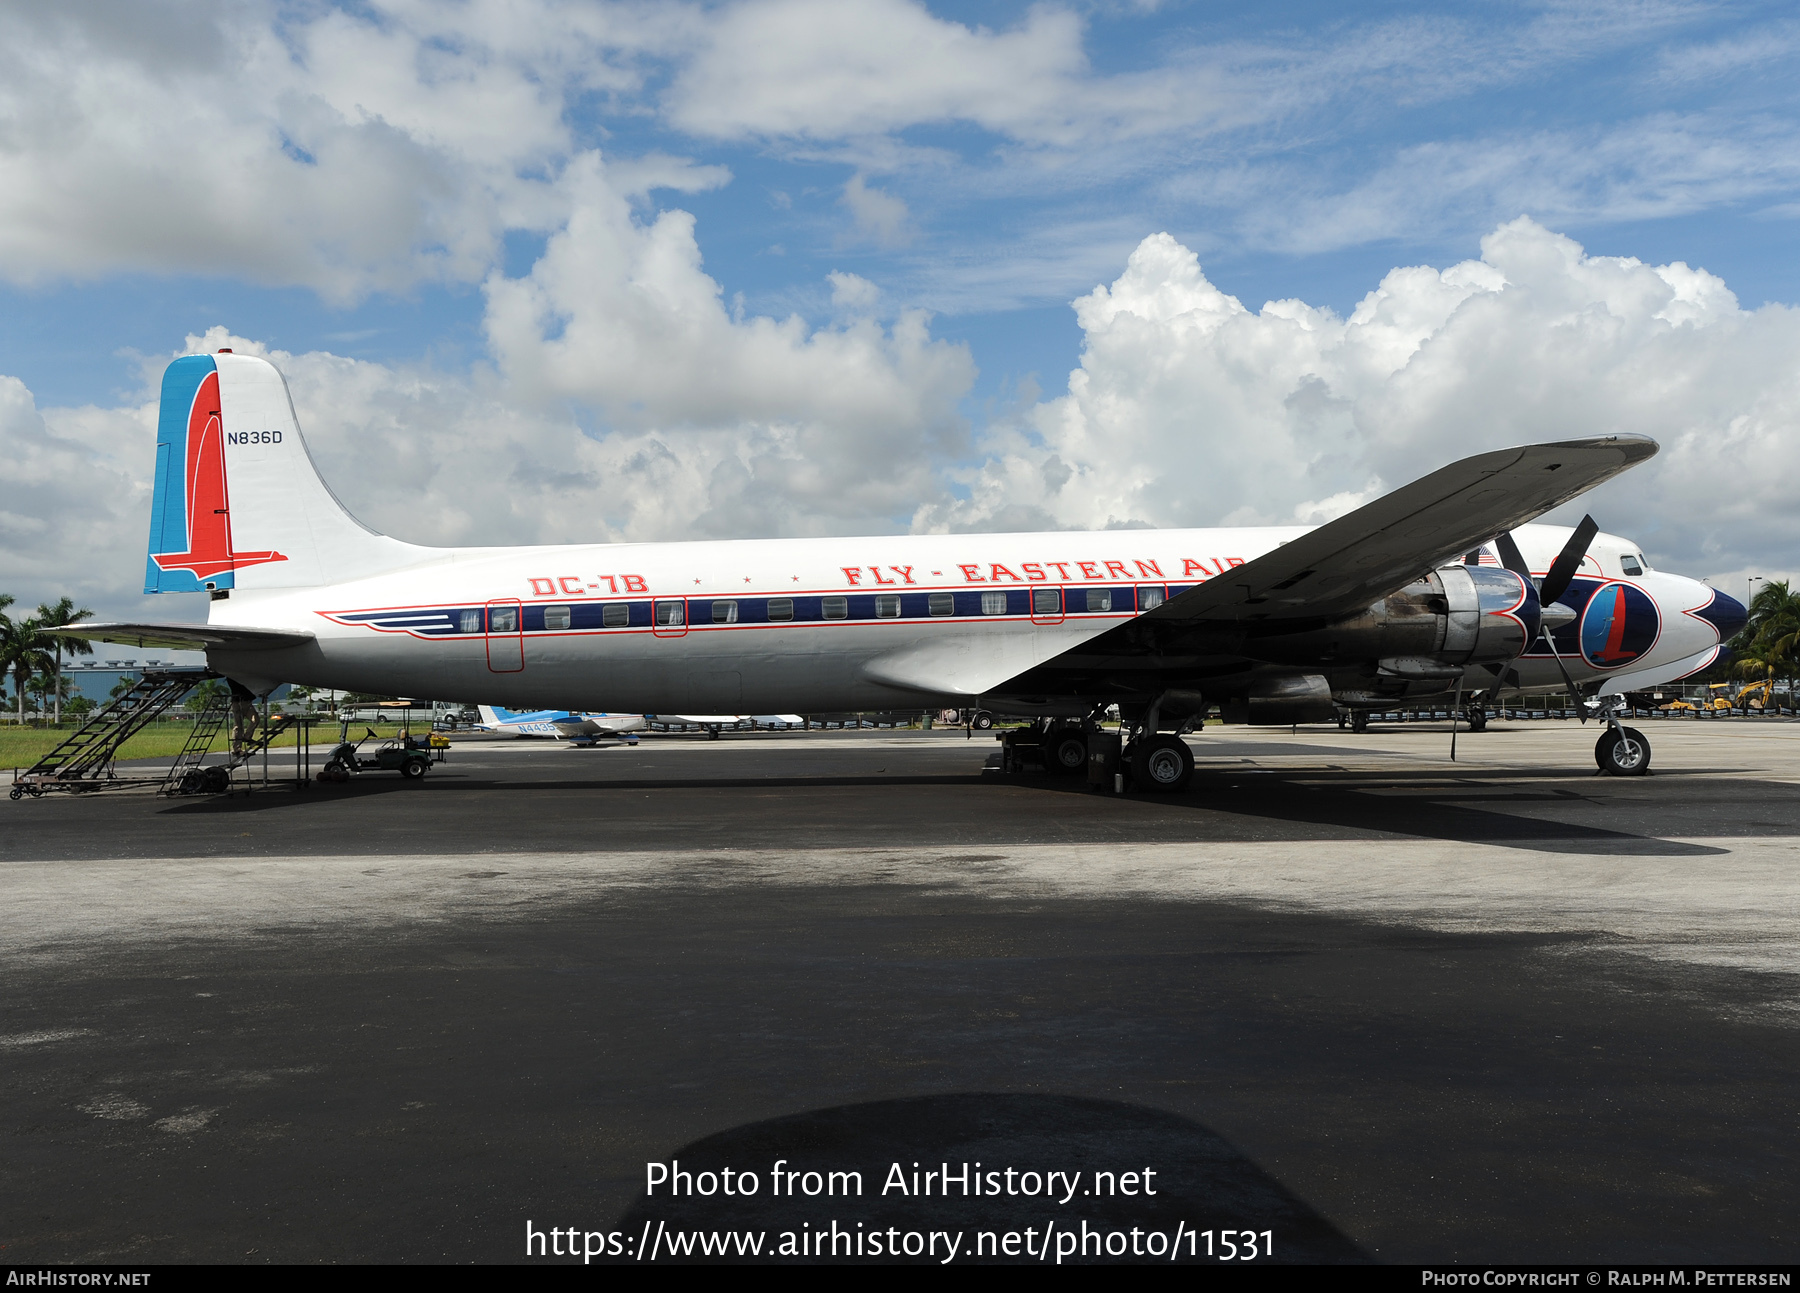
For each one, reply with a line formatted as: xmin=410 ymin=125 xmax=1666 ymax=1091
xmin=47 ymin=622 xmax=316 ymax=652
xmin=1136 ymin=435 xmax=1657 ymax=629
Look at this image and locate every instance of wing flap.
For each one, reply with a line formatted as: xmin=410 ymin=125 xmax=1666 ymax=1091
xmin=47 ymin=622 xmax=315 ymax=652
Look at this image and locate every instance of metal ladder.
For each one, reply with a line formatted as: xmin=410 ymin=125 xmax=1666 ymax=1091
xmin=9 ymin=670 xmax=219 ymax=799
xmin=159 ymin=689 xmax=235 ymax=796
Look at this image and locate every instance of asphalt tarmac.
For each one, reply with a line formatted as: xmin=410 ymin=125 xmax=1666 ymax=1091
xmin=4 ymin=720 xmax=1799 ymax=1264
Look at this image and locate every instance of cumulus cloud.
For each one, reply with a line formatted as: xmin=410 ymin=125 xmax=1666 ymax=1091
xmin=922 ymin=219 xmax=1800 ymax=586
xmin=828 ymin=271 xmax=881 ymax=311
xmin=0 ymin=1 xmax=686 ymax=300
xmin=480 ymin=156 xmax=972 ymax=438
xmin=0 ymin=374 xmax=166 ymax=619
xmin=664 ymin=0 xmax=1107 ymax=144
xmin=840 ymin=175 xmax=915 ymax=249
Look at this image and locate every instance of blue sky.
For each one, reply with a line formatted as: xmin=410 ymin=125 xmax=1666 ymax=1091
xmin=4 ymin=0 xmax=1800 ymax=618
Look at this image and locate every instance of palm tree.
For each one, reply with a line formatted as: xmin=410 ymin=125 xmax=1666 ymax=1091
xmin=0 ymin=594 xmax=11 ymax=718
xmin=184 ymin=678 xmax=228 ymax=715
xmin=1733 ymin=579 xmax=1800 ymax=707
xmin=0 ymin=614 xmax=55 ymax=725
xmin=34 ymin=597 xmax=93 ymax=726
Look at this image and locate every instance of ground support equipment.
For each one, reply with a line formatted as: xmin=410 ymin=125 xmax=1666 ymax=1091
xmin=9 ymin=670 xmax=218 ymax=800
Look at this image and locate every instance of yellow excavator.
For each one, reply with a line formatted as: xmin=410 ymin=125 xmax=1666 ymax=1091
xmin=1708 ymin=680 xmax=1771 ymax=710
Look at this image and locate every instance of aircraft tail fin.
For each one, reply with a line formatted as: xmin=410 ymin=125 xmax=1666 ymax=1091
xmin=145 ymin=351 xmax=428 ymax=593
xmin=477 ymin=705 xmax=516 ymax=727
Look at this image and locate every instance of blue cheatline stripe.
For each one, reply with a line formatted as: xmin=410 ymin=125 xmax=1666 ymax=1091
xmin=143 ymin=354 xmax=219 ymax=595
xmin=343 ymin=586 xmax=1172 ymax=638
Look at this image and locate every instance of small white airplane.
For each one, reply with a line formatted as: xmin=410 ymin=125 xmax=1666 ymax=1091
xmin=62 ymin=350 xmax=1746 ymax=789
xmin=474 ymin=704 xmax=645 ymax=742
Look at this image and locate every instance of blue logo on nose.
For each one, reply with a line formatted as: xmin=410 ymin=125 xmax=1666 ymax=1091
xmin=1691 ymin=589 xmax=1748 ymax=643
xmin=1579 ymin=581 xmax=1661 ymax=669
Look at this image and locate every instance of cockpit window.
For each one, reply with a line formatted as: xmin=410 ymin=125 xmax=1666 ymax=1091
xmin=1637 ymin=553 xmax=1651 ymax=571
xmin=1620 ymin=554 xmax=1643 ymax=576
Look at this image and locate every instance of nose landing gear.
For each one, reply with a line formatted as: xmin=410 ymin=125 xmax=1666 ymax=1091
xmin=1596 ymin=723 xmax=1651 ymax=776
xmin=1593 ymin=696 xmax=1650 ymax=776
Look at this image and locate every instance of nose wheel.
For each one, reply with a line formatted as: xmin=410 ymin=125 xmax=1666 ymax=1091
xmin=1595 ymin=724 xmax=1651 ymax=776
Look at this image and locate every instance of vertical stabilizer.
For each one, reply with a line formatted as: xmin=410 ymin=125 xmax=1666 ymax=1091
xmin=145 ymin=351 xmax=427 ymax=593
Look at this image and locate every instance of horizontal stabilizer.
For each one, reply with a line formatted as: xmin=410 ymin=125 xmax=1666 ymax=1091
xmin=48 ymin=622 xmax=315 ymax=652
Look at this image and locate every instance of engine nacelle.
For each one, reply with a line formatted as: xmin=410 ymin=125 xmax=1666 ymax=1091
xmin=1254 ymin=565 xmax=1539 ymax=674
xmin=1358 ymin=564 xmax=1539 ymax=670
xmin=1424 ymin=564 xmax=1540 ymax=665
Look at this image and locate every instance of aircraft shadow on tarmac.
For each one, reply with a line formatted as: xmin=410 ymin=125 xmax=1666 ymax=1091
xmin=151 ymin=763 xmax=1736 ymax=857
xmin=612 ymin=1092 xmax=1369 ymax=1265
xmin=1013 ymin=765 xmax=1737 ymax=857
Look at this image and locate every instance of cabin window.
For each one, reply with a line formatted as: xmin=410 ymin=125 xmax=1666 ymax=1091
xmin=1086 ymin=589 xmax=1111 ymax=613
xmin=767 ymin=597 xmax=794 ymax=621
xmin=823 ymin=596 xmax=848 ymax=620
xmin=712 ymin=600 xmax=739 ymax=624
xmin=875 ymin=594 xmax=901 ymax=618
xmin=603 ymin=603 xmax=629 ymax=628
xmin=1139 ymin=586 xmax=1165 ymax=611
xmin=1620 ymin=554 xmax=1643 ymax=576
xmin=655 ymin=600 xmax=685 ymax=627
xmin=489 ymin=606 xmax=518 ymax=633
xmin=1032 ymin=587 xmax=1061 ymax=616
xmin=543 ymin=605 xmax=571 ymax=630
xmin=460 ymin=610 xmax=482 ymax=633
xmin=981 ymin=591 xmax=1008 ymax=616
xmin=928 ymin=592 xmax=954 ymax=616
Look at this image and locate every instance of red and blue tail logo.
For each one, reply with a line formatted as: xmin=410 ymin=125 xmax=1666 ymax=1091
xmin=144 ymin=355 xmax=287 ymax=593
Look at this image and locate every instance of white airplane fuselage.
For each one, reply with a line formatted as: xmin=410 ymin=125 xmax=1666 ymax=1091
xmin=209 ymin=523 xmax=1731 ymax=713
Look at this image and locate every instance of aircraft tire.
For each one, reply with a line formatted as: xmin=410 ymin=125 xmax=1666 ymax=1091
xmin=1132 ymin=734 xmax=1194 ymax=793
xmin=1596 ymin=726 xmax=1651 ymax=777
xmin=1466 ymin=709 xmax=1487 ymax=733
xmin=1350 ymin=710 xmax=1370 ymax=734
xmin=973 ymin=712 xmax=994 ymax=730
xmin=1047 ymin=727 xmax=1089 ymax=775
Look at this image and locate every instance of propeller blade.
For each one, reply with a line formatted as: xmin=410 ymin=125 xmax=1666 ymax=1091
xmin=1539 ymin=514 xmax=1600 ymax=606
xmin=1450 ymin=677 xmax=1463 ymax=762
xmin=1540 ymin=630 xmax=1587 ymax=724
xmin=1493 ymin=530 xmax=1532 ymax=579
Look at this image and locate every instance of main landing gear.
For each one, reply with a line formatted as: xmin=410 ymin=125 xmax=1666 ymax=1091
xmin=995 ymin=721 xmax=1196 ymax=794
xmin=1131 ymin=733 xmax=1195 ymax=792
xmin=1046 ymin=726 xmax=1089 ymax=774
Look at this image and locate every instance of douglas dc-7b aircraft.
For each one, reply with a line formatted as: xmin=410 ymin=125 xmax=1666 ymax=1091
xmin=63 ymin=350 xmax=1746 ymax=791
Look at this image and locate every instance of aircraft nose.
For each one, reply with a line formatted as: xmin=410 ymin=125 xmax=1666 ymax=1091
xmin=1692 ymin=586 xmax=1748 ymax=644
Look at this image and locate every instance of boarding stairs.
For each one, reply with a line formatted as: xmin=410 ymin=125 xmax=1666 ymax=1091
xmin=159 ymin=687 xmax=235 ymax=796
xmin=8 ymin=670 xmax=219 ymax=799
xmin=162 ymin=708 xmax=302 ymax=796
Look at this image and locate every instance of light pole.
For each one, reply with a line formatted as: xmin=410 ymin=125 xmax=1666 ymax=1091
xmin=1750 ymin=576 xmax=1765 ymax=608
